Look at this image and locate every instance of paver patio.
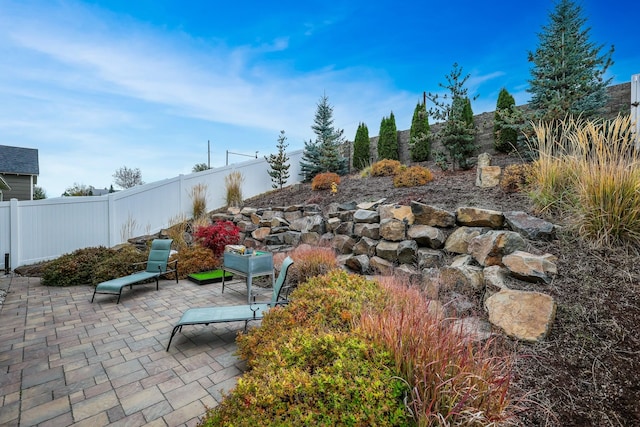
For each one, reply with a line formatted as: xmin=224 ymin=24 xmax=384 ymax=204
xmin=0 ymin=274 xmax=254 ymax=426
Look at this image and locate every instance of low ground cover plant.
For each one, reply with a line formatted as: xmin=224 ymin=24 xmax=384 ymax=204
xmin=41 ymin=246 xmax=112 ymax=286
xmin=41 ymin=246 xmax=148 ymax=287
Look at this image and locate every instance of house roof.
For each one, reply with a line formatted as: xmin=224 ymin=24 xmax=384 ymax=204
xmin=0 ymin=145 xmax=39 ymax=175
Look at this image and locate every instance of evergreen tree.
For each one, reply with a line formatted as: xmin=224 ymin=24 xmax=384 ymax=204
xmin=528 ymin=0 xmax=614 ymax=122
xmin=352 ymin=122 xmax=370 ymax=170
xmin=192 ymin=163 xmax=209 ymax=172
xmin=427 ymin=63 xmax=478 ymax=170
xmin=33 ymin=185 xmax=47 ymax=200
xmin=265 ymin=130 xmax=291 ymax=190
xmin=377 ymin=112 xmax=398 ymax=160
xmin=299 ymin=94 xmax=348 ymax=181
xmin=409 ymin=101 xmax=431 ymax=162
xmin=493 ymin=88 xmax=518 ymax=152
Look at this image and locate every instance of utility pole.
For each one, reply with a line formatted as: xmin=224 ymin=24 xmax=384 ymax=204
xmin=207 ymin=140 xmax=211 ymax=169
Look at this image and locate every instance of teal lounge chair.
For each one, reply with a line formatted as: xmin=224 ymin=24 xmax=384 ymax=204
xmin=91 ymin=239 xmax=178 ymax=304
xmin=166 ymin=256 xmax=294 ymax=351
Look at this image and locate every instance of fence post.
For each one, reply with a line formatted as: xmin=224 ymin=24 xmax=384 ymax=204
xmin=9 ymin=198 xmax=19 ymax=269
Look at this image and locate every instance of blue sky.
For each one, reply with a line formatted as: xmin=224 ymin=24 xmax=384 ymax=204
xmin=0 ymin=0 xmax=637 ymax=198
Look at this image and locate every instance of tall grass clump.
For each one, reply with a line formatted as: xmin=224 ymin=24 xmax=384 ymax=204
xmin=225 ymin=171 xmax=244 ymax=207
xmin=529 ymin=115 xmax=640 ymax=246
xmin=189 ymin=183 xmax=208 ymax=219
xmin=527 ymin=119 xmax=579 ymax=212
xmin=359 ymin=277 xmax=514 ymax=426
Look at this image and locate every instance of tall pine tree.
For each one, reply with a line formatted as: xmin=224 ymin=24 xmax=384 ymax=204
xmin=352 ymin=122 xmax=370 ymax=170
xmin=409 ymin=101 xmax=431 ymax=162
xmin=528 ymin=0 xmax=614 ymax=122
xmin=377 ymin=112 xmax=398 ymax=160
xmin=299 ymin=94 xmax=348 ymax=181
xmin=493 ymin=88 xmax=517 ymax=152
xmin=265 ymin=130 xmax=290 ymax=190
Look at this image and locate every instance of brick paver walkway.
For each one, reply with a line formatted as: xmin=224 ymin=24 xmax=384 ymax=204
xmin=0 ymin=274 xmax=254 ymax=426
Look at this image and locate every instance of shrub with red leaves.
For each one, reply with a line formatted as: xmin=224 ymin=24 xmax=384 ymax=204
xmin=193 ymin=220 xmax=240 ymax=257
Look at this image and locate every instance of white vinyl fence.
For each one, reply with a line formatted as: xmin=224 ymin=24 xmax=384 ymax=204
xmin=0 ymin=150 xmax=303 ymax=270
xmin=633 ymin=73 xmax=640 ymax=149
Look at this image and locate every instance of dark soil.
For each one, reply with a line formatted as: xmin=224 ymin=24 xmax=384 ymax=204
xmin=244 ymin=153 xmax=640 ymax=427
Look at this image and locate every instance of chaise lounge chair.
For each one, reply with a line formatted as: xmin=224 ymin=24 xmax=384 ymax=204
xmin=166 ymin=256 xmax=294 ymax=351
xmin=91 ymin=239 xmax=178 ymax=304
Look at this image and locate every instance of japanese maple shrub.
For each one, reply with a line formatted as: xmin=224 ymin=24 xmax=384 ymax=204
xmin=193 ymin=220 xmax=240 ymax=257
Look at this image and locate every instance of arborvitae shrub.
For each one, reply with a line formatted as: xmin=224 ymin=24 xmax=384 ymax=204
xmin=371 ymin=159 xmax=402 ymax=177
xmin=393 ymin=166 xmax=434 ymax=188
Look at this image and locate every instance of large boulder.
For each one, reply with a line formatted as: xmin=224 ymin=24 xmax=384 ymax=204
xmin=485 ymin=289 xmax=557 ymax=342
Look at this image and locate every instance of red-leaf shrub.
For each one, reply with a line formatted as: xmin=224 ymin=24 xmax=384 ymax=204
xmin=193 ymin=220 xmax=240 ymax=257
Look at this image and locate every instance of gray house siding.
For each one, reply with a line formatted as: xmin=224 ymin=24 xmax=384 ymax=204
xmin=0 ymin=174 xmax=35 ymax=201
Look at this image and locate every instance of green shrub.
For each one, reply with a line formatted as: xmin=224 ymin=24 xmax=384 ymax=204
xmin=201 ymin=270 xmax=409 ymax=426
xmin=202 ymin=332 xmax=410 ymax=426
xmin=393 ymin=165 xmax=433 ymax=188
xmin=311 ymin=172 xmax=340 ymax=191
xmin=42 ymin=246 xmax=114 ymax=286
xmin=275 ymin=244 xmax=338 ymax=291
xmin=90 ymin=246 xmax=149 ymax=285
xmin=371 ymin=159 xmax=402 ymax=177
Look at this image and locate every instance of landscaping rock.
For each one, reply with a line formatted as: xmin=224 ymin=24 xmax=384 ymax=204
xmin=502 ymin=250 xmax=558 ymax=284
xmin=379 ymin=218 xmax=407 ymax=241
xmin=444 ymin=226 xmax=485 ymax=254
xmin=485 ymin=289 xmax=557 ymax=342
xmin=504 ymin=211 xmax=556 ymax=241
xmin=408 ymin=224 xmax=446 ymax=249
xmin=456 ymin=207 xmax=504 ymax=228
xmin=353 ymin=209 xmax=380 ymax=223
xmin=468 ymin=230 xmax=527 ymax=266
xmin=411 ymin=201 xmax=456 ymax=227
